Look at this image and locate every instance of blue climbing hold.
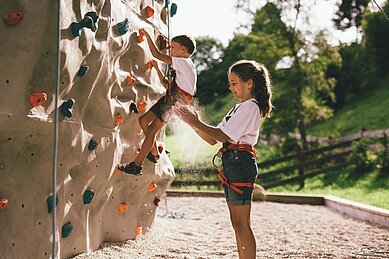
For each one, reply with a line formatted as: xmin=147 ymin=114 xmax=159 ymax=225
xmin=60 ymin=99 xmax=75 ymax=118
xmin=61 ymin=222 xmax=73 ymax=238
xmin=118 ymin=18 xmax=129 ymax=35
xmin=83 ymin=189 xmax=95 ymax=205
xmin=171 ymin=3 xmax=177 ymax=17
xmin=77 ymin=65 xmax=89 ymax=77
xmin=88 ymin=139 xmax=97 ymax=151
xmin=46 ymin=194 xmax=58 ymax=214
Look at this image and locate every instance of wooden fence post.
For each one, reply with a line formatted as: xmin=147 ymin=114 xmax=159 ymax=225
xmin=382 ymin=131 xmax=388 ymax=174
xmin=297 ymin=145 xmax=305 ymax=189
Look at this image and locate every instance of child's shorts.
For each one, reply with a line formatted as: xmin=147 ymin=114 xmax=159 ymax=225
xmin=221 ymin=149 xmax=258 ymax=205
xmin=149 ymin=90 xmax=180 ymax=123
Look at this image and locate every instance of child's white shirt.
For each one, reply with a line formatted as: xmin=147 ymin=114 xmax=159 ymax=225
xmin=172 ymin=57 xmax=197 ymax=96
xmin=218 ymin=98 xmax=261 ymax=146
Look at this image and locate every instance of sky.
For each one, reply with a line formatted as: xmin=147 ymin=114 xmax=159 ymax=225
xmin=171 ymin=0 xmax=387 ymax=46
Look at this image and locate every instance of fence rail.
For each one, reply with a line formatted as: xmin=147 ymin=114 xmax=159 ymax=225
xmin=172 ymin=129 xmax=388 ymax=189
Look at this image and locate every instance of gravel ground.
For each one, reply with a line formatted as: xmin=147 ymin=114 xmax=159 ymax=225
xmin=72 ymin=197 xmax=389 ymax=259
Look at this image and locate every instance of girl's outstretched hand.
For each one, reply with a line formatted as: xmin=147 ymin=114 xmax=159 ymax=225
xmin=173 ymin=103 xmax=199 ymax=126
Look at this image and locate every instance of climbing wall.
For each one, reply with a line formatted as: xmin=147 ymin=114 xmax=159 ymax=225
xmin=0 ymin=0 xmax=175 ymax=258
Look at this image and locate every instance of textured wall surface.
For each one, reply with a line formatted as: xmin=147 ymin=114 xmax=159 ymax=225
xmin=0 ymin=0 xmax=174 ymax=258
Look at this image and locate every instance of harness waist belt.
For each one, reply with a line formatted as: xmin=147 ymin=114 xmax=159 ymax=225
xmin=215 ymin=143 xmax=257 ymax=195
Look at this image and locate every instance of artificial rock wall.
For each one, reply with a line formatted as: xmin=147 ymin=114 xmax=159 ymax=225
xmin=0 ymin=0 xmax=175 ymax=258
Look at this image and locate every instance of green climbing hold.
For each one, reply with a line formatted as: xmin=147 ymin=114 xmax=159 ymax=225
xmin=83 ymin=189 xmax=95 ymax=205
xmin=77 ymin=65 xmax=89 ymax=77
xmin=171 ymin=3 xmax=177 ymax=17
xmin=118 ymin=18 xmax=129 ymax=35
xmin=60 ymin=98 xmax=75 ymax=118
xmin=61 ymin=222 xmax=73 ymax=238
xmin=46 ymin=194 xmax=58 ymax=214
xmin=88 ymin=139 xmax=97 ymax=151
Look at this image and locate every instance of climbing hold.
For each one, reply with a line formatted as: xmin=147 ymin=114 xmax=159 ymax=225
xmin=46 ymin=194 xmax=58 ymax=214
xmin=135 ymin=226 xmax=142 ymax=235
xmin=157 ymin=35 xmax=169 ymax=50
xmin=60 ymin=99 xmax=75 ymax=118
xmin=87 ymin=139 xmax=98 ymax=151
xmin=137 ymin=33 xmax=144 ymax=43
xmin=153 ymin=196 xmax=160 ymax=206
xmin=137 ymin=99 xmax=147 ymax=111
xmin=114 ymin=167 xmax=121 ymax=175
xmin=30 ymin=93 xmax=48 ymax=107
xmin=170 ymin=3 xmax=178 ymax=17
xmin=126 ymin=75 xmax=135 ymax=86
xmin=61 ymin=222 xmax=73 ymax=238
xmin=2 ymin=12 xmax=24 ymax=25
xmin=70 ymin=11 xmax=99 ymax=37
xmin=119 ymin=202 xmax=127 ymax=214
xmin=135 ymin=150 xmax=140 ymax=157
xmin=130 ymin=103 xmax=139 ymax=113
xmin=147 ymin=61 xmax=153 ymax=70
xmin=158 ymin=144 xmax=164 ymax=153
xmin=77 ymin=65 xmax=89 ymax=77
xmin=117 ymin=18 xmax=129 ymax=35
xmin=83 ymin=189 xmax=95 ymax=205
xmin=147 ymin=183 xmax=157 ymax=192
xmin=115 ymin=114 xmax=123 ymax=125
xmin=0 ymin=198 xmax=8 ymax=210
xmin=145 ymin=6 xmax=154 ymax=18
xmin=84 ymin=11 xmax=99 ymax=24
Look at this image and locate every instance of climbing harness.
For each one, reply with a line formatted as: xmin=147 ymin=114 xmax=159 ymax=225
xmin=212 ymin=143 xmax=258 ymax=195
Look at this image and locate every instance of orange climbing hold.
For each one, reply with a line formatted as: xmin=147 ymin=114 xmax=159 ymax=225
xmin=115 ymin=114 xmax=123 ymax=125
xmin=145 ymin=6 xmax=154 ymax=17
xmin=119 ymin=202 xmax=127 ymax=214
xmin=138 ymin=99 xmax=147 ymax=111
xmin=114 ymin=167 xmax=121 ymax=175
xmin=147 ymin=60 xmax=153 ymax=70
xmin=138 ymin=33 xmax=144 ymax=43
xmin=135 ymin=226 xmax=142 ymax=235
xmin=30 ymin=93 xmax=48 ymax=107
xmin=2 ymin=12 xmax=24 ymax=25
xmin=126 ymin=75 xmax=135 ymax=86
xmin=0 ymin=198 xmax=8 ymax=210
xmin=148 ymin=183 xmax=157 ymax=192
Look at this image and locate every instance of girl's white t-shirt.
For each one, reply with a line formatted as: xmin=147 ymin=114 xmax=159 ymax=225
xmin=218 ymin=98 xmax=261 ymax=146
xmin=172 ymin=57 xmax=197 ymax=96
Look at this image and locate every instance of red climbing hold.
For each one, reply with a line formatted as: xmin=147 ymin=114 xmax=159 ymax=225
xmin=147 ymin=60 xmax=153 ymax=70
xmin=30 ymin=93 xmax=48 ymax=107
xmin=138 ymin=33 xmax=144 ymax=43
xmin=138 ymin=98 xmax=147 ymax=111
xmin=2 ymin=12 xmax=24 ymax=25
xmin=115 ymin=114 xmax=123 ymax=125
xmin=158 ymin=144 xmax=164 ymax=153
xmin=135 ymin=226 xmax=142 ymax=235
xmin=0 ymin=198 xmax=8 ymax=210
xmin=148 ymin=183 xmax=157 ymax=192
xmin=119 ymin=202 xmax=127 ymax=214
xmin=145 ymin=6 xmax=154 ymax=18
xmin=126 ymin=75 xmax=135 ymax=86
xmin=114 ymin=167 xmax=121 ymax=175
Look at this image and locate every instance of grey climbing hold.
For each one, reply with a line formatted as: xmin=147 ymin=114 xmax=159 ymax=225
xmin=77 ymin=65 xmax=89 ymax=77
xmin=88 ymin=139 xmax=97 ymax=151
xmin=83 ymin=189 xmax=95 ymax=205
xmin=70 ymin=11 xmax=99 ymax=37
xmin=60 ymin=99 xmax=75 ymax=118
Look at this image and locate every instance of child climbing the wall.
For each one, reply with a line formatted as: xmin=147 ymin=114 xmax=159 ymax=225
xmin=117 ymin=29 xmax=197 ymax=175
xmin=173 ymin=60 xmax=273 ymax=259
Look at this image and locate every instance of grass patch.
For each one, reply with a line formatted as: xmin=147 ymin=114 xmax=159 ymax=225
xmin=309 ymin=77 xmax=389 ymax=136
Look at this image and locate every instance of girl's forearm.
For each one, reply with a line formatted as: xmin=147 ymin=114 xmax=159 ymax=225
xmin=191 ymin=119 xmax=230 ymax=144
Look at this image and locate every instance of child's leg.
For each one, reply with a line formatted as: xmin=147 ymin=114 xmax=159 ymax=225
xmin=139 ymin=111 xmax=159 ymax=156
xmin=227 ymin=203 xmax=256 ymax=259
xmin=134 ymin=118 xmax=165 ymax=166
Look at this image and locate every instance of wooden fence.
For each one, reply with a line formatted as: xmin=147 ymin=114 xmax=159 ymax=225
xmin=171 ymin=129 xmax=388 ymax=190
